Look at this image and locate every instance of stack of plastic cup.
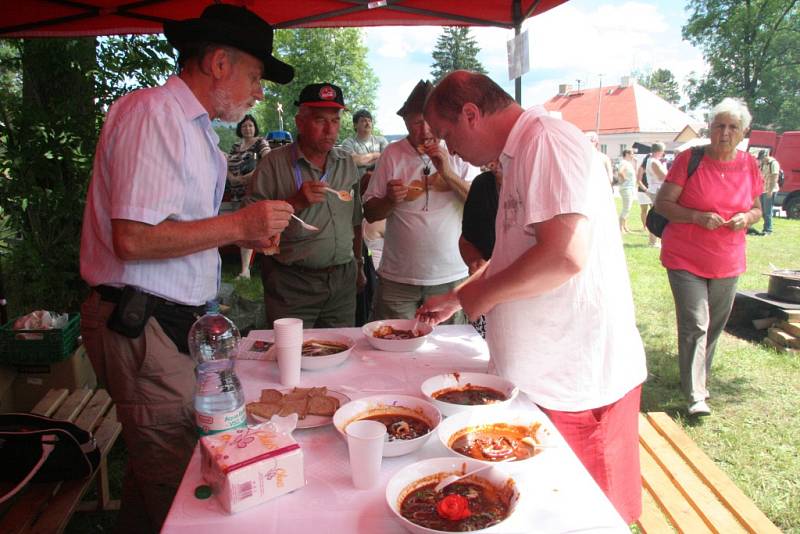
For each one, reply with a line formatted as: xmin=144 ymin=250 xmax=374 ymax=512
xmin=274 ymin=318 xmax=303 ymax=386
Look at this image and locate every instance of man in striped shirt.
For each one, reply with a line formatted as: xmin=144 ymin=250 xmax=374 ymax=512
xmin=78 ymin=6 xmax=294 ymax=532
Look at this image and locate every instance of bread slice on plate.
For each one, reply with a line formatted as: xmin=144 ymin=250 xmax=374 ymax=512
xmin=246 ymin=402 xmax=280 ymax=419
xmin=259 ymin=388 xmax=283 ymax=403
xmin=308 ymin=395 xmax=338 ymax=416
xmin=279 ymin=397 xmax=309 ymax=419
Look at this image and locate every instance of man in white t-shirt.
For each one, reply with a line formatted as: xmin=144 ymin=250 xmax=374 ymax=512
xmin=418 ymin=71 xmax=647 ymax=525
xmin=363 ymin=80 xmax=476 ymax=322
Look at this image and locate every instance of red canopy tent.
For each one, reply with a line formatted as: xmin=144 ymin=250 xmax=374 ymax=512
xmin=0 ymin=1 xmax=568 ymax=37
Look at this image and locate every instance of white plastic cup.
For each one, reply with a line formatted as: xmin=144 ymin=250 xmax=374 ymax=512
xmin=274 ymin=317 xmax=303 ymax=347
xmin=345 ymin=420 xmax=386 ymax=489
xmin=276 ymin=345 xmax=301 ymax=386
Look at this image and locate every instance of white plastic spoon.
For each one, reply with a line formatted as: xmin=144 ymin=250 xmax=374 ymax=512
xmin=291 ymin=213 xmax=319 ymax=231
xmin=434 ymin=464 xmax=493 ymax=493
xmin=323 ymin=186 xmax=352 ymax=201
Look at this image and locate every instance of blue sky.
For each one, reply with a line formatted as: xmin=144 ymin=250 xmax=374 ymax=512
xmin=362 ymin=0 xmax=706 ymax=135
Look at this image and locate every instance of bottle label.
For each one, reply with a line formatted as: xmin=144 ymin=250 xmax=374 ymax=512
xmin=195 ymin=406 xmax=247 ymax=436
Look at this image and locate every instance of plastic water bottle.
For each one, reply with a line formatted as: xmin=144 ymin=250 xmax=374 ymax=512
xmin=188 ymin=310 xmax=246 ymax=436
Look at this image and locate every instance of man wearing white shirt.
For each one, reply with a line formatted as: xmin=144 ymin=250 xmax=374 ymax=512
xmin=418 ymin=71 xmax=647 ymax=525
xmin=79 ymin=6 xmax=293 ymax=531
xmin=364 ymin=80 xmax=476 ymax=322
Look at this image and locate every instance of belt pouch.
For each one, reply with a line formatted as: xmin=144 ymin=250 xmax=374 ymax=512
xmin=106 ymin=286 xmax=158 ymax=338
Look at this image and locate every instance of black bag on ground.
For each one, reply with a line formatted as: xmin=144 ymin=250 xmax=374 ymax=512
xmin=0 ymin=413 xmax=101 ymax=503
xmin=645 ymin=147 xmax=704 ymax=238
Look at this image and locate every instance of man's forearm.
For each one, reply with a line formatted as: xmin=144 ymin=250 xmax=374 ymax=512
xmin=363 ymin=197 xmax=395 ymax=222
xmin=440 ymin=170 xmax=470 ymax=201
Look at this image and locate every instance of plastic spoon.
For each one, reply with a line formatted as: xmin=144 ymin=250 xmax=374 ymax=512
xmin=291 ymin=214 xmax=319 ymax=231
xmin=323 ymin=186 xmax=352 ymax=202
xmin=434 ymin=464 xmax=493 ymax=493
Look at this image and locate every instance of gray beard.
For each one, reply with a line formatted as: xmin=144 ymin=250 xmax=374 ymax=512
xmin=213 ymin=87 xmax=252 ymax=123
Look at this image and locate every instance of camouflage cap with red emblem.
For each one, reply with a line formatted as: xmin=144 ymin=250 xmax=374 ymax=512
xmin=294 ymin=83 xmax=346 ymax=109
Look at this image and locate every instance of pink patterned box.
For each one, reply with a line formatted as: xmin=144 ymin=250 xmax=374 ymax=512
xmin=200 ymin=423 xmax=305 ymax=514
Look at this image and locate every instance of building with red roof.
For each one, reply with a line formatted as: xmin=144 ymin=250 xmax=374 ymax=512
xmin=543 ymin=77 xmax=705 ymax=159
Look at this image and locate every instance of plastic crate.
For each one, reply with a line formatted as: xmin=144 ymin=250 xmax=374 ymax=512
xmin=0 ymin=313 xmax=80 ymax=364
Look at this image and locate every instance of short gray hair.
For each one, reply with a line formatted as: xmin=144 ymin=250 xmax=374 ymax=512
xmin=651 ymin=142 xmax=665 ymax=153
xmin=709 ymin=97 xmax=752 ymax=130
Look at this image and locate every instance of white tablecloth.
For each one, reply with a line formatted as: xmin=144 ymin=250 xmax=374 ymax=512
xmin=162 ymin=326 xmax=628 ymax=533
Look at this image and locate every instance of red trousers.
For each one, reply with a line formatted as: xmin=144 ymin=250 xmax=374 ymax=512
xmin=539 ymin=384 xmax=642 ymax=524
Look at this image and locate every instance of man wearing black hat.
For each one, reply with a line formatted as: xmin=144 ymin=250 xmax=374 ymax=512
xmin=79 ymin=5 xmax=294 ymax=531
xmin=248 ymin=83 xmax=365 ymax=328
xmin=363 ymin=80 xmax=476 ymax=323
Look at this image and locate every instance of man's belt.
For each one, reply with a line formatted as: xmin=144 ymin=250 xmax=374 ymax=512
xmin=277 ymin=261 xmax=351 ymax=274
xmin=94 ymin=285 xmax=206 ymax=314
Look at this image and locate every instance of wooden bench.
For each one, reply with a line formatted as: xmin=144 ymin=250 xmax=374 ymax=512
xmin=0 ymin=388 xmax=122 ymax=534
xmin=637 ymin=412 xmax=781 ymax=533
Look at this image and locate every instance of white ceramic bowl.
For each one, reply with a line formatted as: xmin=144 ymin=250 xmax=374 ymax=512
xmin=385 ymin=457 xmax=521 ymax=534
xmin=437 ymin=409 xmax=554 ymax=470
xmin=333 ymin=394 xmax=442 ymax=457
xmin=362 ymin=319 xmax=433 ymax=352
xmin=300 ymin=332 xmax=354 ymax=371
xmin=420 ymin=372 xmax=519 ymax=417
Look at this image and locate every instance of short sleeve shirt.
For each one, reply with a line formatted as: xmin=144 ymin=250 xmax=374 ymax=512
xmin=247 ymin=143 xmax=361 ymax=268
xmin=341 ymin=134 xmax=388 ymax=177
xmin=485 ymin=106 xmax=647 ymax=411
xmin=660 ymin=149 xmax=762 ymax=278
xmin=364 ymin=138 xmax=477 ymax=285
xmin=80 ymin=76 xmax=227 ymax=305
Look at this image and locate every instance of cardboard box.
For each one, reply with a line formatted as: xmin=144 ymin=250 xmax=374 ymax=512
xmin=12 ymin=345 xmax=97 ymax=411
xmin=0 ymin=364 xmax=16 ymax=413
xmin=200 ymin=422 xmax=305 ymax=514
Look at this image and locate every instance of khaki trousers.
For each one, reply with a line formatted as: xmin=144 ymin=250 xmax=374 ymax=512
xmin=80 ymin=291 xmax=196 ymax=533
xmin=667 ymin=269 xmax=738 ymax=402
xmin=373 ymin=276 xmax=467 ymax=324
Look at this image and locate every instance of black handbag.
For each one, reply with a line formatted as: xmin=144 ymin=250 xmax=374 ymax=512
xmin=0 ymin=413 xmax=101 ymax=504
xmin=645 ymin=147 xmax=705 ymax=238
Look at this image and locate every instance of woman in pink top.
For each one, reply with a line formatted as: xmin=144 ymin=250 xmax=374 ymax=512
xmin=655 ymin=98 xmax=762 ymax=416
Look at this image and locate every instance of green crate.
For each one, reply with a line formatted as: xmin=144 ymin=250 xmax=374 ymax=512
xmin=0 ymin=314 xmax=80 ymax=364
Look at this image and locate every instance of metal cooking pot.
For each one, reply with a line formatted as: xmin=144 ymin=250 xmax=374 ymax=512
xmin=767 ymin=270 xmax=800 ymax=304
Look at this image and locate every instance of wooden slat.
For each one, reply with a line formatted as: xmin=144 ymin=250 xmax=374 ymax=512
xmin=777 ymin=320 xmax=800 ymax=339
xmin=640 ymin=441 xmax=712 ymax=533
xmin=640 ymin=415 xmax=744 ymax=533
xmin=638 ymin=486 xmax=675 ymax=534
xmin=0 ymin=483 xmax=61 ymax=534
xmin=30 ymin=389 xmax=68 ymax=417
xmin=51 ymin=389 xmax=92 ymax=422
xmin=73 ymin=389 xmax=112 ymax=433
xmin=646 ymin=413 xmax=782 ymax=534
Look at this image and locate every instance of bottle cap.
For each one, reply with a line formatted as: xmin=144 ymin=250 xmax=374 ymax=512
xmin=194 ymin=484 xmax=212 ymax=499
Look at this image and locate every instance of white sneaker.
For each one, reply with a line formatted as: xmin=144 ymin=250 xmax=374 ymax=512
xmin=688 ymin=400 xmax=711 ymax=416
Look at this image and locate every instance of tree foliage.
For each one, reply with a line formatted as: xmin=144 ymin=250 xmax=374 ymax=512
xmin=0 ymin=36 xmax=174 ymax=315
xmin=430 ymin=27 xmax=487 ymax=83
xmin=635 ymin=68 xmax=681 ymax=105
xmin=255 ymin=28 xmax=379 ymax=141
xmin=683 ymin=0 xmax=800 ymax=131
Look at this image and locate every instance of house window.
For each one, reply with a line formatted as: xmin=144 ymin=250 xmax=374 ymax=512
xmin=600 ymin=144 xmax=608 ymax=154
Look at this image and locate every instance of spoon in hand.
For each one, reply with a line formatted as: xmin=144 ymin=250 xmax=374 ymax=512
xmin=323 ymin=186 xmax=352 ymax=202
xmin=291 ymin=213 xmax=319 ymax=232
xmin=434 ymin=464 xmax=493 ymax=493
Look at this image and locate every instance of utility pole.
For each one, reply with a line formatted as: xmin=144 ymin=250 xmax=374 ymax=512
xmin=595 ymin=73 xmax=603 ymax=133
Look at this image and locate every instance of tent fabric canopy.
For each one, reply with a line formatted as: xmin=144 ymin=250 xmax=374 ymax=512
xmin=1 ymin=0 xmax=568 ymax=38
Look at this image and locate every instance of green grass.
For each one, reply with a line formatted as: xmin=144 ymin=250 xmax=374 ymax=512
xmin=67 ymin=213 xmax=800 ymax=532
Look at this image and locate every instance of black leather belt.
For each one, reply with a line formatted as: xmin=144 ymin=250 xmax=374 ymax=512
xmin=94 ymin=285 xmax=206 ymax=314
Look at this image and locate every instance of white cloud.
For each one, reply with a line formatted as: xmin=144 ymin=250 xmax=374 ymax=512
xmin=362 ymin=1 xmax=707 ymax=135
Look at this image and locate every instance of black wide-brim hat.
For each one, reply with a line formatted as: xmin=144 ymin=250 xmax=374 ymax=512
xmin=397 ymin=80 xmax=434 ymax=116
xmin=164 ymin=4 xmax=294 ymax=85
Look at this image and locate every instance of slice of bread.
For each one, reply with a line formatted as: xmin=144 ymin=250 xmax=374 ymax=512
xmin=259 ymin=388 xmax=284 ymax=403
xmin=309 ymin=386 xmax=328 ymax=397
xmin=308 ymin=395 xmax=338 ymax=416
xmin=246 ymin=402 xmax=280 ymax=419
xmin=279 ymin=397 xmax=309 ymax=419
xmin=284 ymin=387 xmax=312 ymax=400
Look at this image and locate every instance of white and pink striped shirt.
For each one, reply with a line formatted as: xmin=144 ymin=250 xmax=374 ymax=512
xmin=80 ymin=76 xmax=227 ymax=305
